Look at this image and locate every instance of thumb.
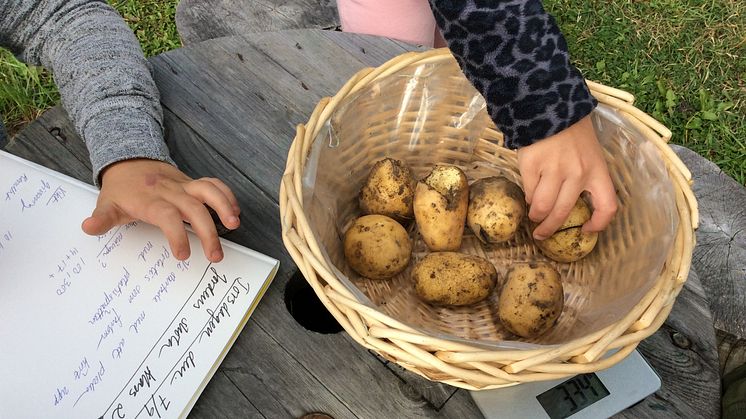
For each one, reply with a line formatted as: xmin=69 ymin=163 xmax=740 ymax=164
xmin=582 ymin=177 xmax=618 ymax=233
xmin=81 ymin=201 xmax=125 ymax=236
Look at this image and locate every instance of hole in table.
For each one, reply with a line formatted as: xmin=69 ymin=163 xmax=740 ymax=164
xmin=284 ymin=271 xmax=343 ymax=334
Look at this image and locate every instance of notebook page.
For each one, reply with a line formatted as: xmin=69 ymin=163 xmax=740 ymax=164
xmin=0 ymin=150 xmax=279 ymax=418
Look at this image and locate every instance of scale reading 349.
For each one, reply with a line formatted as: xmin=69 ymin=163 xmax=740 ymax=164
xmin=536 ymin=373 xmax=611 ymax=418
xmin=471 ymin=350 xmax=660 ymax=419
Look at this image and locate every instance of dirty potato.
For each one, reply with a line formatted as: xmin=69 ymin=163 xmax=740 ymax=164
xmin=413 ymin=252 xmax=497 ymax=306
xmin=467 ymin=176 xmax=526 ymax=244
xmin=413 ymin=166 xmax=469 ymax=251
xmin=359 ymin=158 xmax=417 ymax=220
xmin=498 ymin=263 xmax=564 ymax=338
xmin=534 ymin=199 xmax=598 ymax=262
xmin=343 ymin=215 xmax=412 ymax=280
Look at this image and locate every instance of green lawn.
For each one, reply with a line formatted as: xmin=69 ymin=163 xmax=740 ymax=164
xmin=546 ymin=0 xmax=745 ymax=183
xmin=1 ymin=0 xmax=744 ymax=183
xmin=0 ymin=0 xmax=179 ymax=135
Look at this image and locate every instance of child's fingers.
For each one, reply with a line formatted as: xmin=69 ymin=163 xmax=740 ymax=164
xmin=520 ymin=164 xmax=541 ymax=205
xmin=141 ymin=200 xmax=192 ymax=261
xmin=528 ymin=174 xmax=562 ymax=223
xmin=184 ymin=179 xmax=240 ymax=230
xmin=582 ymin=174 xmax=618 ymax=232
xmin=202 ymin=177 xmax=241 ymax=215
xmin=533 ymin=181 xmax=583 ymax=240
xmin=170 ymin=194 xmax=222 ymax=262
xmin=81 ymin=201 xmax=125 ymax=236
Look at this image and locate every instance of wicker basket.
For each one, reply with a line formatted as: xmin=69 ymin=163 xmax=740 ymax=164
xmin=280 ymin=48 xmax=698 ymax=390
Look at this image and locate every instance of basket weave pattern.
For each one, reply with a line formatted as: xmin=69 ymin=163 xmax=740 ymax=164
xmin=280 ymin=49 xmax=698 ymax=390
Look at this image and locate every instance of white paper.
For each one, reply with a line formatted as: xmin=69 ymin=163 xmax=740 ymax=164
xmin=0 ymin=151 xmax=279 ymax=418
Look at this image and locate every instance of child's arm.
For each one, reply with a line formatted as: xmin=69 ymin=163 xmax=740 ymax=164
xmin=428 ymin=0 xmax=617 ymax=238
xmin=1 ymin=0 xmax=238 ymax=261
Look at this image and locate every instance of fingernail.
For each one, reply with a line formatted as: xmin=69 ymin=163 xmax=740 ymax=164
xmin=534 ymin=233 xmax=547 ymax=241
xmin=211 ymin=249 xmax=223 ymax=261
xmin=229 ymin=216 xmax=239 ymax=225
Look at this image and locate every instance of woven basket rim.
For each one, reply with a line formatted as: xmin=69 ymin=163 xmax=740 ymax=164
xmin=279 ymin=48 xmax=698 ymax=390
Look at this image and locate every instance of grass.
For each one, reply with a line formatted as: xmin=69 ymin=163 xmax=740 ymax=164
xmin=0 ymin=49 xmax=59 ymax=135
xmin=1 ymin=0 xmax=744 ymax=182
xmin=0 ymin=0 xmax=180 ymax=136
xmin=109 ymin=0 xmax=181 ymax=56
xmin=545 ymin=0 xmax=746 ymax=183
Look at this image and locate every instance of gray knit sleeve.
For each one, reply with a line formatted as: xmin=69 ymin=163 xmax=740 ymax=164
xmin=0 ymin=0 xmax=175 ymax=185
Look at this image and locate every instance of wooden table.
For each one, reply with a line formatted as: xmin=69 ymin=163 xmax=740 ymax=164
xmin=175 ymin=0 xmax=340 ymax=45
xmin=3 ymin=29 xmax=721 ymax=418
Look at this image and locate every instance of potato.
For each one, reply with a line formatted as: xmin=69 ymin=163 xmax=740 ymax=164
xmin=467 ymin=176 xmax=526 ymax=243
xmin=498 ymin=263 xmax=564 ymax=338
xmin=533 ymin=199 xmax=598 ymax=262
xmin=343 ymin=215 xmax=412 ymax=280
xmin=359 ymin=158 xmax=417 ymax=220
xmin=413 ymin=252 xmax=497 ymax=306
xmin=413 ymin=166 xmax=469 ymax=251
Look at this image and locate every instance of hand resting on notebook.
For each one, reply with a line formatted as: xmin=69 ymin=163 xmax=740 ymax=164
xmin=0 ymin=1 xmax=242 ymax=262
xmin=81 ymin=159 xmax=241 ymax=263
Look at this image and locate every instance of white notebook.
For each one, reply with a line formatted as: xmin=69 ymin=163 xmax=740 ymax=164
xmin=0 ymin=150 xmax=279 ymax=418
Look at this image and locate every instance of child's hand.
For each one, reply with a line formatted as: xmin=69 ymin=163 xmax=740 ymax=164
xmin=516 ymin=116 xmax=618 ymax=240
xmin=81 ymin=159 xmax=241 ymax=262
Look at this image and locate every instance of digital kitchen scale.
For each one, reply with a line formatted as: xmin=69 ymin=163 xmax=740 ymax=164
xmin=471 ymin=350 xmax=660 ymax=419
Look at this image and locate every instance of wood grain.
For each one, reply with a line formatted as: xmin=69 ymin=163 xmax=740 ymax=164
xmin=718 ymin=330 xmax=746 ymax=377
xmin=189 ymin=371 xmax=265 ymax=418
xmin=6 ymin=107 xmax=91 ymax=184
xmin=615 ymin=269 xmax=720 ymax=418
xmin=671 ymin=145 xmax=746 ymax=340
xmin=176 ymin=0 xmax=339 ymax=45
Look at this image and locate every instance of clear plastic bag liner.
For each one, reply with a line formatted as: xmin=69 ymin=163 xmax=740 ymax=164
xmin=301 ymin=58 xmax=677 ymax=349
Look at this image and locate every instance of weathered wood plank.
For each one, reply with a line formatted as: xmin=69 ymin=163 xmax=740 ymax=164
xmin=718 ymin=329 xmax=746 ymax=377
xmin=208 ymin=31 xmax=411 ymax=113
xmin=218 ymin=309 xmax=358 ymax=419
xmin=5 ymin=107 xmax=92 ymax=184
xmin=671 ymin=145 xmax=746 ymax=340
xmin=375 ymin=352 xmax=487 ymax=418
xmin=152 ymin=49 xmax=302 ymax=198
xmin=613 ymin=269 xmax=720 ymax=419
xmin=149 ymin=30 xmax=427 ymax=218
xmin=319 ymin=30 xmax=425 ymax=65
xmin=246 ymin=30 xmax=397 ymax=97
xmin=371 ymin=354 xmax=455 ymax=409
xmin=22 ymin=106 xmax=91 ymax=170
xmin=189 ymin=371 xmax=264 ymax=418
xmin=175 ymin=0 xmax=339 ymax=45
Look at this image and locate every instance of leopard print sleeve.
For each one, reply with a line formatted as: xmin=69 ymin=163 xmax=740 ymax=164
xmin=429 ymin=0 xmax=597 ymax=149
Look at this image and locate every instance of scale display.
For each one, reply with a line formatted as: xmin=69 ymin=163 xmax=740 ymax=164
xmin=470 ymin=349 xmax=661 ymax=419
xmin=536 ymin=373 xmax=611 ymax=419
